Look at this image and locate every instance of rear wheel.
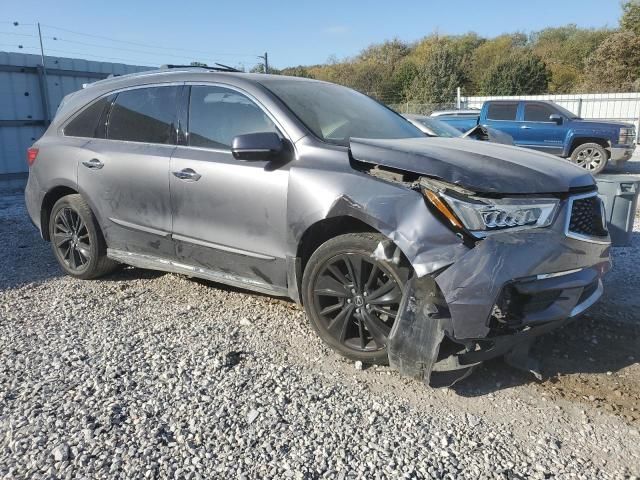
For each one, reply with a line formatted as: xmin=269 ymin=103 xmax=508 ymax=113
xmin=49 ymin=194 xmax=117 ymax=279
xmin=569 ymin=143 xmax=608 ymax=175
xmin=301 ymin=233 xmax=411 ymax=364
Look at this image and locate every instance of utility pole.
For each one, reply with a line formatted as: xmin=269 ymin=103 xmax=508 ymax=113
xmin=258 ymin=52 xmax=269 ymax=74
xmin=37 ymin=22 xmax=51 ymax=123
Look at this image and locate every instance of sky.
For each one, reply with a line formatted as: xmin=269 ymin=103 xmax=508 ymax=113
xmin=2 ymin=0 xmax=624 ymax=70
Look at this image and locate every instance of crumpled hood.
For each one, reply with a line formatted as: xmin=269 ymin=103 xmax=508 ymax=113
xmin=350 ymin=137 xmax=596 ymax=194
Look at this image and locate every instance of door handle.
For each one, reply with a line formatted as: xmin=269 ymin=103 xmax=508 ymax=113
xmin=172 ymin=168 xmax=201 ymax=181
xmin=82 ymin=158 xmax=104 ymax=169
xmin=520 ymin=125 xmax=531 ymax=129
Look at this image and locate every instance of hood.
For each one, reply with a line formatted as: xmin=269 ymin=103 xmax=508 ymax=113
xmin=571 ymin=118 xmax=635 ymax=129
xmin=350 ymin=137 xmax=595 ymax=194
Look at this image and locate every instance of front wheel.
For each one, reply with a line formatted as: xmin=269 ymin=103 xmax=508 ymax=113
xmin=569 ymin=143 xmax=608 ymax=175
xmin=301 ymin=233 xmax=411 ymax=364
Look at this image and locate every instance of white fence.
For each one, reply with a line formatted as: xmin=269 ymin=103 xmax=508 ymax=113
xmin=463 ymin=93 xmax=640 ymax=143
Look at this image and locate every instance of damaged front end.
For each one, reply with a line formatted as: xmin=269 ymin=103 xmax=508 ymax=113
xmin=358 ymin=157 xmax=612 ymax=387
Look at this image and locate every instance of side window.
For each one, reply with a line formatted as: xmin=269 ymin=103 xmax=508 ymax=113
xmin=486 ymin=102 xmax=518 ymax=121
xmin=64 ymin=96 xmax=111 ymax=138
xmin=524 ymin=103 xmax=556 ymax=122
xmin=107 ymin=86 xmax=179 ymax=144
xmin=188 ymin=85 xmax=278 ymax=149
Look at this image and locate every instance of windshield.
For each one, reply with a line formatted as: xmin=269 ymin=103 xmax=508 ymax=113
xmin=261 ymin=79 xmax=424 ymax=146
xmin=416 ymin=118 xmax=462 ymax=137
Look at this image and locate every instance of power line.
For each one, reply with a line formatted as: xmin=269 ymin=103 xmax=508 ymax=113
xmin=4 ymin=22 xmax=265 ymax=70
xmin=0 ymin=44 xmax=158 ymax=66
xmin=41 ymin=24 xmax=260 ymax=58
xmin=41 ymin=36 xmax=244 ymax=64
xmin=0 ymin=31 xmax=38 ymax=37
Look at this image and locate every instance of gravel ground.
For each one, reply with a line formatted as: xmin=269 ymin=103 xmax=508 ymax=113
xmin=1 ymin=192 xmax=639 ymax=479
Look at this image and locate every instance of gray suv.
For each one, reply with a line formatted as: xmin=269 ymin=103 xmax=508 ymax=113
xmin=25 ymin=67 xmax=611 ymax=386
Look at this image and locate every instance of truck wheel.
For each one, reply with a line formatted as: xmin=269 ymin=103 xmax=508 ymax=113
xmin=302 ymin=233 xmax=411 ymax=365
xmin=569 ymin=143 xmax=608 ymax=175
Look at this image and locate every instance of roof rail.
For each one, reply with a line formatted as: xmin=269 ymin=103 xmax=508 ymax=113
xmin=161 ymin=63 xmax=242 ymax=73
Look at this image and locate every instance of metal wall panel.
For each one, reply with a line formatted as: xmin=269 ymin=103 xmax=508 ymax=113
xmin=0 ymin=51 xmax=151 ymax=174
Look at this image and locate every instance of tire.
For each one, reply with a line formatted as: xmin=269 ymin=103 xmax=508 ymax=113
xmin=301 ymin=232 xmax=411 ymax=364
xmin=49 ymin=194 xmax=118 ymax=280
xmin=569 ymin=143 xmax=608 ymax=175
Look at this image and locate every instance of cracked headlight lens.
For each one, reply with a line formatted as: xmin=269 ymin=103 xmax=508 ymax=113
xmin=422 ymin=178 xmax=559 ymax=237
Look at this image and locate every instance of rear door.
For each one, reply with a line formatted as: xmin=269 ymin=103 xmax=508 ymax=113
xmin=517 ymin=102 xmax=565 ymax=155
xmin=169 ymin=84 xmax=290 ymax=290
xmin=482 ymin=102 xmax=521 ymax=141
xmin=78 ymin=84 xmax=181 ymax=257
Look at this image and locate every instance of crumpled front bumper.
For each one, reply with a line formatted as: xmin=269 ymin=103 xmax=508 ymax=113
xmin=387 ymin=216 xmax=611 ymax=387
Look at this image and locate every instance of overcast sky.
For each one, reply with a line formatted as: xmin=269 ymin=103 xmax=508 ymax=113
xmin=2 ymin=0 xmax=624 ymax=69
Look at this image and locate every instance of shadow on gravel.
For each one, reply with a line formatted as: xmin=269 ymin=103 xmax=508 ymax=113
xmin=452 ymin=315 xmax=640 ymax=422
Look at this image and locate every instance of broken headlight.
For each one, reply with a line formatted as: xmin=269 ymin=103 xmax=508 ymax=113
xmin=421 ymin=178 xmax=559 ymax=237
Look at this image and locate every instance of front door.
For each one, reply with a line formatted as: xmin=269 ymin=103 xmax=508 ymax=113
xmin=78 ymin=85 xmax=181 ymax=258
xmin=170 ymin=84 xmax=290 ymax=290
xmin=517 ymin=102 xmax=565 ymax=155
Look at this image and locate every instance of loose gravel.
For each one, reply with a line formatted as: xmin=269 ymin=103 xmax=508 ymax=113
xmin=1 ymin=192 xmax=639 ymax=479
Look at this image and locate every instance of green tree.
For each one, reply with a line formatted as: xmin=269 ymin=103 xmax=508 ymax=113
xmin=581 ymin=31 xmax=640 ymax=92
xmin=406 ymin=41 xmax=466 ymax=104
xmin=279 ymin=66 xmax=313 ymax=78
xmin=530 ymin=25 xmax=611 ymax=92
xmin=480 ymin=53 xmax=550 ymax=95
xmin=469 ymin=34 xmax=528 ymax=92
xmin=621 ymin=0 xmax=640 ymax=36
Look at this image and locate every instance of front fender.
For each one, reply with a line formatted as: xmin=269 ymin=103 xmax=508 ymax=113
xmin=287 ymin=164 xmax=469 ymax=278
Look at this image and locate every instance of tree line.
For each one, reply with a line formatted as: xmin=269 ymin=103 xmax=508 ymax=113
xmin=264 ymin=1 xmax=640 ymax=104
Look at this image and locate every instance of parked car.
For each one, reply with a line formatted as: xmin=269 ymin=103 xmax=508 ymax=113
xmin=25 ymin=69 xmax=611 ymax=386
xmin=435 ymin=100 xmax=637 ymax=174
xmin=403 ymin=114 xmax=513 ymax=145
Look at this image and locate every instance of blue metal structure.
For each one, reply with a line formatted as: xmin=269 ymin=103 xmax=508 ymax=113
xmin=0 ymin=51 xmax=150 ymax=175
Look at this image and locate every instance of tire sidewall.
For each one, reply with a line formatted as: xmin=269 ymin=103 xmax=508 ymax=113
xmin=570 ymin=143 xmax=608 ymax=175
xmin=49 ymin=196 xmax=104 ymax=279
xmin=301 ymin=233 xmax=411 ymax=364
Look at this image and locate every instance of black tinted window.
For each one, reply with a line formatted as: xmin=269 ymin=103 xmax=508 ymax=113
xmin=64 ymin=96 xmax=110 ymax=138
xmin=486 ymin=103 xmax=518 ymax=121
xmin=107 ymin=86 xmax=179 ymax=144
xmin=524 ymin=103 xmax=556 ymax=122
xmin=188 ymin=86 xmax=278 ymax=149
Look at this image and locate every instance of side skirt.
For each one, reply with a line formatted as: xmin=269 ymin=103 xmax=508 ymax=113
xmin=107 ymin=249 xmax=290 ymax=298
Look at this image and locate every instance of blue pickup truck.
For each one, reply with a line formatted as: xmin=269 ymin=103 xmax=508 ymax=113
xmin=434 ymin=100 xmax=637 ymax=174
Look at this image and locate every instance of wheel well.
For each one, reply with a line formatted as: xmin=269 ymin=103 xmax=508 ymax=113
xmin=569 ymin=137 xmax=610 ymax=157
xmin=40 ymin=186 xmax=78 ymax=241
xmin=297 ymin=216 xmax=377 ymax=275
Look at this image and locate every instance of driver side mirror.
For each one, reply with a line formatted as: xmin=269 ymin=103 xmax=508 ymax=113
xmin=231 ymin=132 xmax=283 ymax=161
xmin=549 ymin=114 xmax=563 ymax=125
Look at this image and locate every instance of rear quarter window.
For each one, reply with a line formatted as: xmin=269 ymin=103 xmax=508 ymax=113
xmin=486 ymin=103 xmax=518 ymax=121
xmin=63 ymin=96 xmax=111 ymax=138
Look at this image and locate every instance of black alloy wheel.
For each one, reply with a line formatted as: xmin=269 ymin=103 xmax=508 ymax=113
xmin=48 ymin=194 xmax=118 ymax=279
xmin=302 ymin=233 xmax=410 ymax=364
xmin=53 ymin=206 xmax=92 ymax=271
